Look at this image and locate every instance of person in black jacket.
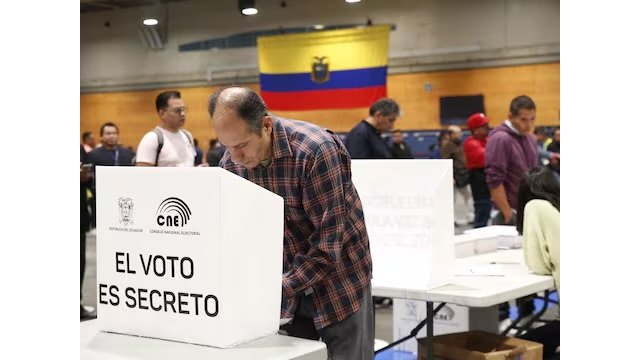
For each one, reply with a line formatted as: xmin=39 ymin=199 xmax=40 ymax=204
xmin=80 ymin=146 xmax=96 ymax=320
xmin=390 ymin=130 xmax=414 ymax=159
xmin=345 ymin=98 xmax=400 ymax=159
xmin=85 ymin=122 xmax=135 ymax=233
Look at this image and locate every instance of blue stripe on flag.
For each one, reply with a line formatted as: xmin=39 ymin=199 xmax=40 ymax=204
xmin=260 ymin=66 xmax=387 ymax=92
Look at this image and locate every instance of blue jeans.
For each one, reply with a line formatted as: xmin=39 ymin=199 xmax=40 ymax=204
xmin=473 ymin=199 xmax=492 ymax=228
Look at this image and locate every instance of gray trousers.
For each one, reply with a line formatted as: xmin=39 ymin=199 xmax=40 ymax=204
xmin=279 ymin=283 xmax=374 ymax=360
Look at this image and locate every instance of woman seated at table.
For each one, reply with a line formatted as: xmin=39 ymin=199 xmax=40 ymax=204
xmin=515 ymin=166 xmax=560 ymax=359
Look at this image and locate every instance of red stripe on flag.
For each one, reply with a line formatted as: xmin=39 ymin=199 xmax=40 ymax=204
xmin=261 ymin=86 xmax=387 ymax=111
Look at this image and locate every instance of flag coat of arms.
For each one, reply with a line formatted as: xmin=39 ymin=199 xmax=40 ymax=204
xmin=257 ymin=25 xmax=390 ymax=111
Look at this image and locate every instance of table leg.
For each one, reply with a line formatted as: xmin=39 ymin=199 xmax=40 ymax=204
xmin=426 ymin=301 xmax=434 ymax=360
xmin=373 ymin=302 xmax=445 ymax=356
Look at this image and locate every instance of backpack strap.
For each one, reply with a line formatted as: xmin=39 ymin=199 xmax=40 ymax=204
xmin=180 ymin=129 xmax=195 ymax=148
xmin=152 ymin=128 xmax=164 ymax=166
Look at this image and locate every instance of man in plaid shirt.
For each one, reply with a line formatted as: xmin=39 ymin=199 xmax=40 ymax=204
xmin=209 ymin=87 xmax=374 ymax=359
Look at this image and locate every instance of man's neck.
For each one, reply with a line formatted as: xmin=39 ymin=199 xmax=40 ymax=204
xmin=260 ymin=131 xmax=274 ymax=167
xmin=103 ymin=144 xmax=117 ymax=150
xmin=364 ymin=116 xmax=382 ymax=133
xmin=159 ymin=124 xmax=180 ymax=133
xmin=505 ymin=120 xmax=521 ymax=135
xmin=364 ymin=116 xmax=377 ymax=127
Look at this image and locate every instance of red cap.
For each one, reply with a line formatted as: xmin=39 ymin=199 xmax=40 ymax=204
xmin=467 ymin=113 xmax=489 ymax=130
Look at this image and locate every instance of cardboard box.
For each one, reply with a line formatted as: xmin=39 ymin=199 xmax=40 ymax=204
xmin=394 ymin=299 xmax=499 ymax=354
xmin=96 ymin=167 xmax=284 ymax=348
xmin=418 ymin=331 xmax=543 ymax=360
xmin=393 ymin=299 xmax=469 ymax=353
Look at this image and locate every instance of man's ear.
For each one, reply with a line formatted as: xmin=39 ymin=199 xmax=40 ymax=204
xmin=263 ymin=115 xmax=273 ymax=133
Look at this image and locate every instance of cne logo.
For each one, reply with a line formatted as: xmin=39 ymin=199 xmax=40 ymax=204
xmin=118 ymin=197 xmax=135 ymax=225
xmin=156 ymin=197 xmax=192 ymax=227
xmin=434 ymin=305 xmax=455 ymax=322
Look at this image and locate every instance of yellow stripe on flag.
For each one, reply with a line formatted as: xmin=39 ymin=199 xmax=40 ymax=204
xmin=258 ymin=25 xmax=390 ymax=74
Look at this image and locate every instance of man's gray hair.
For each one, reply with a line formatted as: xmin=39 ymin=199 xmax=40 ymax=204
xmin=208 ymin=87 xmax=268 ymax=135
xmin=369 ymin=98 xmax=400 ymax=117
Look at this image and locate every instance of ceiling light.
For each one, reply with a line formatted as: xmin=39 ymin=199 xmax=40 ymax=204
xmin=345 ymin=0 xmax=362 ymax=3
xmin=314 ymin=25 xmax=325 ymax=30
xmin=239 ymin=0 xmax=258 ymax=16
xmin=242 ymin=7 xmax=258 ymax=15
xmin=143 ymin=18 xmax=158 ymax=26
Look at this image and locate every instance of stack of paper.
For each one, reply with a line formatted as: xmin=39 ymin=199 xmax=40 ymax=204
xmin=463 ymin=225 xmax=522 ymax=250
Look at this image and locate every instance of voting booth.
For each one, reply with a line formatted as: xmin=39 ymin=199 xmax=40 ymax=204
xmin=350 ymin=159 xmax=455 ymax=290
xmin=95 ymin=166 xmax=284 ymax=348
xmin=351 ymin=159 xmax=456 ymax=354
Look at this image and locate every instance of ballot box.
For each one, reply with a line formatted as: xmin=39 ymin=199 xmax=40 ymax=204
xmin=95 ymin=166 xmax=284 ymax=348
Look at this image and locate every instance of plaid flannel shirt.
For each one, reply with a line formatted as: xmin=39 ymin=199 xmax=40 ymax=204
xmin=220 ymin=116 xmax=373 ymax=330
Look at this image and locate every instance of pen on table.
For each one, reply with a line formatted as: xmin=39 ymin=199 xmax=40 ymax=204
xmin=489 ymin=261 xmax=520 ymax=265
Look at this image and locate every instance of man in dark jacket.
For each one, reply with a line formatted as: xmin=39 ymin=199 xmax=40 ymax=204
xmin=390 ymin=130 xmax=414 ymax=159
xmin=345 ymin=98 xmax=400 ymax=159
xmin=442 ymin=125 xmax=474 ymax=226
xmin=86 ymin=122 xmax=135 ymax=169
xmin=85 ymin=122 xmax=135 ymax=225
xmin=80 ymin=146 xmax=96 ymax=320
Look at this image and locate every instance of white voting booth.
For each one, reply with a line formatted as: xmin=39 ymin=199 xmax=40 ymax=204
xmin=350 ymin=159 xmax=454 ymax=291
xmin=351 ymin=159 xmax=455 ymax=354
xmin=95 ymin=166 xmax=284 ymax=348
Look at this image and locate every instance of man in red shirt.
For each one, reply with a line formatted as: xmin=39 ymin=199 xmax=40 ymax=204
xmin=463 ymin=113 xmax=492 ymax=228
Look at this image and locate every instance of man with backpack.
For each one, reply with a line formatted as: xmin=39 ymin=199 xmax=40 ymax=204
xmin=136 ymin=90 xmax=199 ymax=167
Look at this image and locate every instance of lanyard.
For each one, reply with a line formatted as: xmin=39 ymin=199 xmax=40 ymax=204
xmin=113 ymin=148 xmax=120 ymax=166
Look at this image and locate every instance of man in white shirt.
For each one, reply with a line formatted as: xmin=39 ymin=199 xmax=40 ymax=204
xmin=136 ymin=90 xmax=197 ymax=167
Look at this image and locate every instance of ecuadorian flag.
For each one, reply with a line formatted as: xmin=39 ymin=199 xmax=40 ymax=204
xmin=257 ymin=25 xmax=390 ymax=111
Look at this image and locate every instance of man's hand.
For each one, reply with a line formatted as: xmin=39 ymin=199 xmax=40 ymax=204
xmin=502 ymin=210 xmax=513 ymax=225
xmin=490 ymin=184 xmax=514 ymax=225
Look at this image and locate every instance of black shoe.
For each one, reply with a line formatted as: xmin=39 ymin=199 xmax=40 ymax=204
xmin=81 ymin=305 xmax=97 ymax=321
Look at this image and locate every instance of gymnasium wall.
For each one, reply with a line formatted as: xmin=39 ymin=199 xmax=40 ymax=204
xmin=80 ymin=62 xmax=560 ymax=148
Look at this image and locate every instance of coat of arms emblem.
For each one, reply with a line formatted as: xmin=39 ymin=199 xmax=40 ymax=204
xmin=118 ymin=197 xmax=134 ymax=226
xmin=311 ymin=56 xmax=330 ymax=83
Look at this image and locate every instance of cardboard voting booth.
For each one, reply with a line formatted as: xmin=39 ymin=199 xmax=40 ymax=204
xmin=95 ymin=166 xmax=284 ymax=348
xmin=351 ymin=159 xmax=456 ymax=354
xmin=350 ymin=159 xmax=455 ymax=291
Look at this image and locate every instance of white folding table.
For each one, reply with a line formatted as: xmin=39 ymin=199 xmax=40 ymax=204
xmin=372 ymin=249 xmax=555 ymax=360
